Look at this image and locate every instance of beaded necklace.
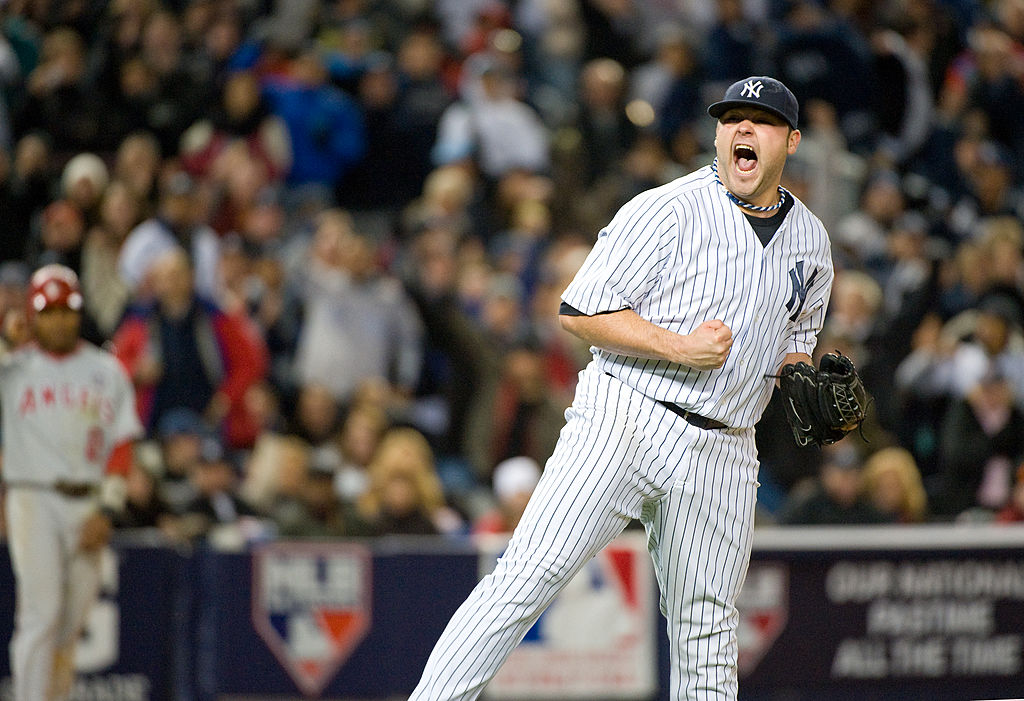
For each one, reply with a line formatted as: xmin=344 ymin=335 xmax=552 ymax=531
xmin=711 ymin=158 xmax=789 ymax=213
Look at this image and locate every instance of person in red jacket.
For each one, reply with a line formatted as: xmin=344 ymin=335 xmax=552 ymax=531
xmin=112 ymin=246 xmax=269 ymax=448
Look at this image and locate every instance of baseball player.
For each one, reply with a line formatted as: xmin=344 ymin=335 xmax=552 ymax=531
xmin=410 ymin=76 xmax=834 ymax=700
xmin=1 ymin=264 xmax=143 ymax=701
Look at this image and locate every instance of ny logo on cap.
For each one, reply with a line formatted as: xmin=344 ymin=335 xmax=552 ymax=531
xmin=740 ymin=79 xmax=764 ymax=99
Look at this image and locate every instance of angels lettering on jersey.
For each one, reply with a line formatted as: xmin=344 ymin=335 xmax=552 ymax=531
xmin=17 ymin=378 xmax=116 ymax=425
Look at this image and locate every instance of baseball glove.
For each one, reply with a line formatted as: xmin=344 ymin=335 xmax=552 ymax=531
xmin=777 ymin=351 xmax=868 ymax=447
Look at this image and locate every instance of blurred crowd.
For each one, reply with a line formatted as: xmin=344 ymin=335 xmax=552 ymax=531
xmin=1 ymin=0 xmax=1024 ymax=545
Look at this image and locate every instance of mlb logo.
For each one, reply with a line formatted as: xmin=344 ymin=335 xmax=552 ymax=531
xmin=252 ymin=542 xmax=372 ymax=696
xmin=737 ymin=562 xmax=789 ymax=677
xmin=481 ymin=532 xmax=658 ymax=698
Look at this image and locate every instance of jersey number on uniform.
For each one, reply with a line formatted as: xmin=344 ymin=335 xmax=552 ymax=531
xmin=84 ymin=426 xmax=104 ymax=463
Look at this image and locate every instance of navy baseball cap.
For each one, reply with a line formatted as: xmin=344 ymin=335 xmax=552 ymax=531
xmin=707 ymin=76 xmax=799 ymax=129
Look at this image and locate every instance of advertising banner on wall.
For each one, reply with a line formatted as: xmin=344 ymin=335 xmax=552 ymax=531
xmin=739 ymin=527 xmax=1024 ymax=701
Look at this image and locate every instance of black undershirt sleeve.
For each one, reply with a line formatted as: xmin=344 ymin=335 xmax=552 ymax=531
xmin=559 ymin=302 xmax=627 ymax=316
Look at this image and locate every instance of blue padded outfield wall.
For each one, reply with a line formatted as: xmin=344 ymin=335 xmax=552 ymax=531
xmin=1 ymin=527 xmax=1023 ymax=701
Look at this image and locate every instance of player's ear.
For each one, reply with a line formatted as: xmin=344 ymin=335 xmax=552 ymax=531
xmin=787 ymin=128 xmax=801 ymax=154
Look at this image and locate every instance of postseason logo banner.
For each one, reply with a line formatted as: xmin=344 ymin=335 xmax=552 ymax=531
xmin=251 ymin=542 xmax=372 ymax=696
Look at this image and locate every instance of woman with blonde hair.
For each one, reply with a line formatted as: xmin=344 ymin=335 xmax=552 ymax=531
xmin=863 ymin=447 xmax=929 ymax=523
xmin=358 ymin=427 xmax=463 ymax=535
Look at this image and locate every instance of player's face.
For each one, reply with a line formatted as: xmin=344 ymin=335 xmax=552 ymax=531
xmin=715 ymin=108 xmax=801 ymax=208
xmin=32 ymin=305 xmax=81 ymax=354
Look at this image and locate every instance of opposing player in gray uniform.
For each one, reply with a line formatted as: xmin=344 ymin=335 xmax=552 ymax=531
xmin=410 ymin=76 xmax=833 ymax=700
xmin=1 ymin=264 xmax=142 ymax=701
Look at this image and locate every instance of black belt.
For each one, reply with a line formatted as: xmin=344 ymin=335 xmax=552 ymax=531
xmin=604 ymin=372 xmax=728 ymax=430
xmin=5 ymin=481 xmax=97 ymax=498
xmin=655 ymin=399 xmax=728 ymax=430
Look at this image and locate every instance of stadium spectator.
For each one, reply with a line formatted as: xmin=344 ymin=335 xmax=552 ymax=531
xmin=59 ymin=152 xmax=109 ymax=227
xmin=113 ymin=461 xmax=178 ymax=533
xmin=938 ymin=24 xmax=1024 ymax=178
xmin=118 ymin=168 xmax=221 ymax=301
xmin=80 ymin=180 xmax=146 ymax=339
xmin=389 ymin=27 xmax=456 ymax=206
xmin=153 ymin=407 xmax=208 ymax=515
xmin=335 ymin=50 xmax=430 ymax=231
xmin=15 ymin=27 xmax=99 ymax=155
xmin=24 ymin=199 xmax=86 ymax=274
xmin=932 ymin=369 xmax=1024 ymax=518
xmin=868 ymin=25 xmax=935 ymax=165
xmin=472 ymin=455 xmax=542 ymax=534
xmin=136 ymin=10 xmax=213 ymax=155
xmin=432 ymin=55 xmax=549 ymax=183
xmin=176 ymin=437 xmax=263 ymax=542
xmin=770 ymin=0 xmax=875 ymax=153
xmin=292 ymin=208 xmax=423 ymax=406
xmin=863 ymin=447 xmax=929 ymax=523
xmin=778 ymin=444 xmax=893 ymax=525
xmin=897 ymin=292 xmax=1024 ymax=411
xmin=477 ymin=342 xmax=565 ymax=477
xmin=946 ymin=141 xmax=1024 ymax=242
xmin=272 ymin=451 xmax=375 ymax=538
xmin=261 ymin=46 xmax=366 ymax=199
xmin=358 ymin=427 xmax=464 ymax=536
xmin=401 ymin=164 xmax=476 ymax=240
xmin=704 ymin=0 xmax=758 ymax=88
xmin=239 ymin=432 xmax=311 ymax=515
xmin=288 ymin=382 xmax=342 ymax=448
xmin=179 ymin=68 xmax=291 ymax=184
xmin=112 ymin=131 xmax=163 ymax=205
xmin=573 ymin=57 xmax=637 ymax=188
xmin=0 ymin=133 xmax=54 ymax=262
xmin=833 ymin=170 xmax=907 ymax=273
xmin=112 ymin=246 xmax=269 ymax=449
xmin=333 ymin=400 xmax=390 ymax=504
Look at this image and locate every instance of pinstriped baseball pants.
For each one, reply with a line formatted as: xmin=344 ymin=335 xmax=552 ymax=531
xmin=410 ymin=364 xmax=759 ymax=700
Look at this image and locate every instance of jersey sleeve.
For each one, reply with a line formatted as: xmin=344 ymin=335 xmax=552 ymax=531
xmin=108 ymin=356 xmax=144 ymax=446
xmin=561 ymin=192 xmax=678 ymax=315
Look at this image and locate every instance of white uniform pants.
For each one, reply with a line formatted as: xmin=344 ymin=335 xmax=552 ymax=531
xmin=5 ymin=488 xmax=102 ymax=701
xmin=410 ymin=364 xmax=759 ymax=701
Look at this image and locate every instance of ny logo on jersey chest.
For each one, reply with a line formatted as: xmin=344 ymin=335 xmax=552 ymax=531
xmin=785 ymin=261 xmax=819 ymax=322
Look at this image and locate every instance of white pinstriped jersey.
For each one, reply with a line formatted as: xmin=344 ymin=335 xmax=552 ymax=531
xmin=0 ymin=342 xmax=142 ymax=485
xmin=562 ymin=164 xmax=833 ymax=428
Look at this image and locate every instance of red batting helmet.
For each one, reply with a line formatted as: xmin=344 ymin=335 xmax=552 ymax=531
xmin=27 ymin=264 xmax=83 ymax=316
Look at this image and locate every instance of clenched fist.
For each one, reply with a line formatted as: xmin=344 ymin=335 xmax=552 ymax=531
xmin=682 ymin=320 xmax=733 ymax=370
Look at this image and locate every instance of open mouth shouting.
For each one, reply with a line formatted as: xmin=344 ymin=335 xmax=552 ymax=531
xmin=734 ymin=144 xmax=758 ymax=174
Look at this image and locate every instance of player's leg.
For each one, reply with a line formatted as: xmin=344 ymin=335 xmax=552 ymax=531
xmin=5 ymin=489 xmax=66 ymax=701
xmin=51 ymin=505 xmax=104 ymax=701
xmin=642 ymin=426 xmax=759 ymax=701
xmin=410 ymin=367 xmax=669 ymax=701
